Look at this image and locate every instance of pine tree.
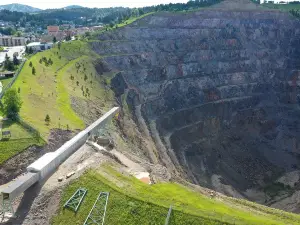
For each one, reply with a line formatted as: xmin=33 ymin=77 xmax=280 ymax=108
xmin=45 ymin=114 xmax=51 ymax=125
xmin=28 ymin=47 xmax=33 ymax=54
xmin=13 ymin=55 xmax=19 ymax=65
xmin=3 ymin=54 xmax=14 ymax=71
xmin=32 ymin=66 xmax=36 ymax=75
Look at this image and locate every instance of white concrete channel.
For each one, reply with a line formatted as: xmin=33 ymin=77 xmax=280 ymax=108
xmin=0 ymin=107 xmax=119 ymax=214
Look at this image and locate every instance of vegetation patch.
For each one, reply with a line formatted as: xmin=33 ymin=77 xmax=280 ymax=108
xmin=0 ymin=77 xmax=14 ymax=89
xmin=0 ymin=118 xmax=44 ymax=165
xmin=262 ymin=3 xmax=300 ymax=11
xmin=12 ymin=41 xmax=107 ymax=139
xmin=263 ymin=182 xmax=292 ymax=199
xmin=0 ymin=137 xmax=44 ymax=165
xmin=52 ymin=166 xmax=300 ymax=225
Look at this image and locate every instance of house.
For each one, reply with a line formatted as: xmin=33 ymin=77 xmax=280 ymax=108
xmin=27 ymin=42 xmax=53 ymax=52
xmin=2 ymin=131 xmax=11 ymax=139
xmin=91 ymin=26 xmax=103 ymax=32
xmin=0 ymin=71 xmax=14 ymax=78
xmin=47 ymin=26 xmax=60 ymax=35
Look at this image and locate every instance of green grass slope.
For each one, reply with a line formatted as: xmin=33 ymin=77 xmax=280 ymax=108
xmin=0 ymin=138 xmax=43 ymax=165
xmin=262 ymin=3 xmax=300 ymax=11
xmin=12 ymin=41 xmax=113 ymax=139
xmin=0 ymin=40 xmax=115 ymax=164
xmin=52 ymin=166 xmax=300 ymax=225
xmin=0 ymin=119 xmax=44 ymax=165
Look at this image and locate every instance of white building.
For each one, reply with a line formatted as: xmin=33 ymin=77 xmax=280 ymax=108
xmin=26 ymin=42 xmax=54 ymax=52
xmin=261 ymin=0 xmax=299 ymax=3
xmin=0 ymin=36 xmax=26 ymax=47
xmin=0 ymin=82 xmax=2 ymax=94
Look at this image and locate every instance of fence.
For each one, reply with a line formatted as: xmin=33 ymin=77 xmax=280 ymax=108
xmin=17 ymin=117 xmax=41 ymax=140
xmin=0 ymin=59 xmax=26 ymax=99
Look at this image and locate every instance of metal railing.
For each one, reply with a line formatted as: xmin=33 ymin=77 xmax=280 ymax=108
xmin=0 ymin=59 xmax=26 ymax=99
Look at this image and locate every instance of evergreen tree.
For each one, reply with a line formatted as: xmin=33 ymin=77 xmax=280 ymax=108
xmin=28 ymin=47 xmax=33 ymax=54
xmin=13 ymin=55 xmax=19 ymax=65
xmin=45 ymin=114 xmax=51 ymax=125
xmin=3 ymin=54 xmax=14 ymax=71
xmin=53 ymin=36 xmax=57 ymax=43
xmin=32 ymin=66 xmax=36 ymax=75
xmin=65 ymin=35 xmax=71 ymax=41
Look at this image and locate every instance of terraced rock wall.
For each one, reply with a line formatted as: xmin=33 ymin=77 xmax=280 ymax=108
xmin=91 ymin=9 xmax=300 ymax=205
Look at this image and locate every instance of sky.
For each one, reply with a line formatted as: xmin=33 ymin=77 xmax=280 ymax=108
xmin=1 ymin=0 xmax=188 ymax=9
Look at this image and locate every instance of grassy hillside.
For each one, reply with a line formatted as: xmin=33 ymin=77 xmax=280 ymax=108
xmin=0 ymin=40 xmax=115 ymax=164
xmin=12 ymin=40 xmax=114 ymax=139
xmin=262 ymin=3 xmax=300 ymax=11
xmin=0 ymin=137 xmax=43 ymax=165
xmin=0 ymin=117 xmax=44 ymax=165
xmin=52 ymin=165 xmax=300 ymax=225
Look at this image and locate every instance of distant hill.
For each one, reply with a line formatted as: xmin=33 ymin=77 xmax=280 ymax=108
xmin=63 ymin=5 xmax=84 ymax=9
xmin=0 ymin=3 xmax=41 ymax=13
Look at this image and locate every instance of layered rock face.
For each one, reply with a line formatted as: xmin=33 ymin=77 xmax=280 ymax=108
xmin=92 ymin=6 xmax=300 ymax=204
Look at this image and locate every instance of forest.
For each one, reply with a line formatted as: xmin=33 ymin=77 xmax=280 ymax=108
xmin=0 ymin=0 xmax=222 ymax=27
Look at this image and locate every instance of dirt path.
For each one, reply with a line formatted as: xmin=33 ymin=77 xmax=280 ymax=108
xmin=87 ymin=141 xmax=151 ymax=184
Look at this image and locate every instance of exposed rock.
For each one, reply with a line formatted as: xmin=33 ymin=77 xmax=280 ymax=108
xmin=66 ymin=172 xmax=75 ymax=179
xmin=91 ymin=0 xmax=300 ymax=210
xmin=96 ymin=137 xmax=111 ymax=146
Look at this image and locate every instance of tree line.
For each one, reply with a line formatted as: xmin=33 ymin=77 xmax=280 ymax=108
xmin=0 ymin=0 xmax=222 ymax=30
xmin=290 ymin=9 xmax=300 ymax=18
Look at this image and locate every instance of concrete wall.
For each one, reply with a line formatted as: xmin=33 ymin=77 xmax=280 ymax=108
xmin=0 ymin=173 xmax=39 ymax=200
xmin=27 ymin=107 xmax=119 ymax=180
xmin=0 ymin=107 xmax=119 ymax=204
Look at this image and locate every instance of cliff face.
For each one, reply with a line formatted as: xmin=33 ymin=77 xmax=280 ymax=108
xmin=92 ymin=5 xmax=300 ymax=206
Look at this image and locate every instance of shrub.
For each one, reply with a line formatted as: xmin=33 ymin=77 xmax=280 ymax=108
xmin=45 ymin=114 xmax=51 ymax=125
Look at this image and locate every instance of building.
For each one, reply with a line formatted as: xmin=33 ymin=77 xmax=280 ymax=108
xmin=0 ymin=81 xmax=2 ymax=94
xmin=47 ymin=26 xmax=60 ymax=35
xmin=74 ymin=27 xmax=90 ymax=35
xmin=2 ymin=130 xmax=11 ymax=139
xmin=260 ymin=0 xmax=299 ymax=3
xmin=27 ymin=42 xmax=53 ymax=52
xmin=91 ymin=26 xmax=103 ymax=32
xmin=0 ymin=71 xmax=14 ymax=78
xmin=0 ymin=36 xmax=26 ymax=47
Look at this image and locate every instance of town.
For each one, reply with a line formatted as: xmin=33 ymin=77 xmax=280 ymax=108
xmin=0 ymin=24 xmax=104 ymax=94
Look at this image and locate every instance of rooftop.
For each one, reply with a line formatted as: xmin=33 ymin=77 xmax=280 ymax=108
xmin=27 ymin=42 xmax=53 ymax=47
